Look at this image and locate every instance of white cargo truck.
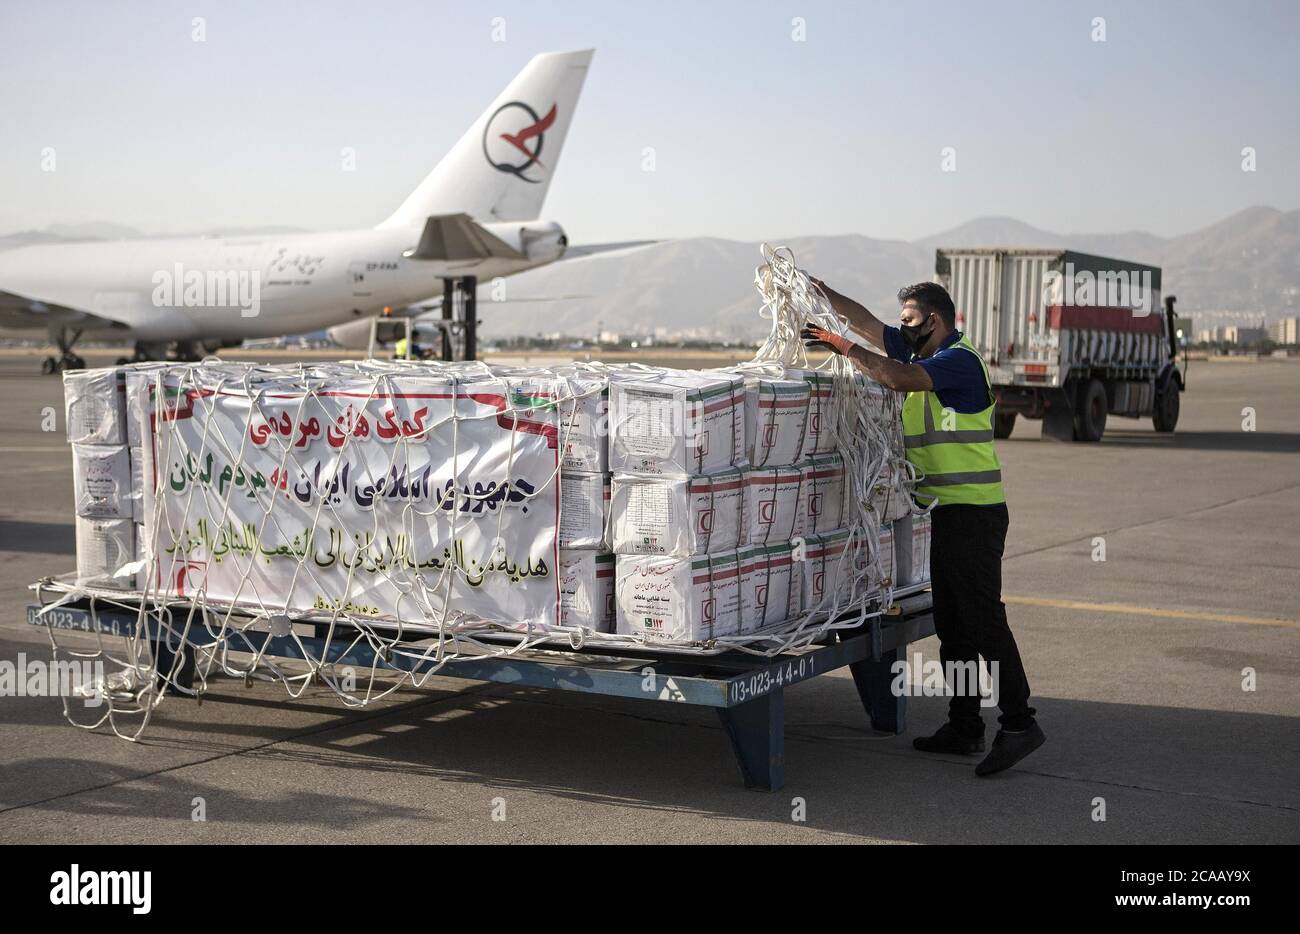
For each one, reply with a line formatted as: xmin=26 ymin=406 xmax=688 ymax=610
xmin=934 ymin=248 xmax=1185 ymax=442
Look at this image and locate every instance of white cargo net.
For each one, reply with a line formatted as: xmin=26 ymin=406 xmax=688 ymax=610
xmin=37 ymin=245 xmax=924 ymax=740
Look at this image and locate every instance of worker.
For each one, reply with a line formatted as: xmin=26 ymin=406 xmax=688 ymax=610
xmin=802 ymin=280 xmax=1045 ymax=776
xmin=393 ymin=335 xmax=411 ymax=360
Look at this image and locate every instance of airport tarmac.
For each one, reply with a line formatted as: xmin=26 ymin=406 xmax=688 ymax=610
xmin=0 ymin=350 xmax=1296 ymax=844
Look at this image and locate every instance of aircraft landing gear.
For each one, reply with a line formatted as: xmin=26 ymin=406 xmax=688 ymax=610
xmin=171 ymin=340 xmax=203 ymax=362
xmin=115 ymin=342 xmax=170 ymax=366
xmin=436 ymin=275 xmax=478 ymax=361
xmin=42 ymin=328 xmax=86 ymax=374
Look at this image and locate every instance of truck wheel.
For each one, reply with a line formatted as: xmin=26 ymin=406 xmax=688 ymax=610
xmin=993 ymin=411 xmax=1017 ymax=439
xmin=1153 ymin=385 xmax=1180 ymax=432
xmin=1073 ymin=379 xmax=1107 ymax=442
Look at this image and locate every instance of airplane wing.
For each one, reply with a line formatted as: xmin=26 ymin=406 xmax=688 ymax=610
xmin=404 ymin=214 xmax=525 ymax=261
xmin=0 ymin=287 xmax=126 ymax=333
xmin=561 ymin=239 xmax=658 ymax=259
xmin=393 ymin=237 xmax=658 ymax=318
xmin=403 ymin=216 xmax=658 ymax=264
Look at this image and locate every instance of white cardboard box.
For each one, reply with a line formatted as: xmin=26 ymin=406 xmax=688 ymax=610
xmin=64 ymin=368 xmax=126 ymax=445
xmin=559 ymin=471 xmax=609 ymax=550
xmin=609 ymin=467 xmax=745 ymax=556
xmin=738 ymin=542 xmax=800 ymax=634
xmin=893 ymin=512 xmax=931 ymax=587
xmin=609 ymin=369 xmax=746 ymax=476
xmin=872 ymin=461 xmax=915 ymax=522
xmin=802 ymin=452 xmax=847 ymax=534
xmin=71 ymin=443 xmax=133 ymax=519
xmin=799 ymin=528 xmax=871 ymax=614
xmin=558 ymin=549 xmax=616 ymax=632
xmin=616 ymin=549 xmax=741 ymax=643
xmin=910 ymin=513 xmax=931 ymax=585
xmin=498 ymin=365 xmax=610 ymax=474
xmin=742 ymin=465 xmax=805 ymax=546
xmin=732 ymin=371 xmax=809 ymax=467
xmin=787 ymin=368 xmax=839 ymax=457
xmin=75 ymin=516 xmax=136 ymax=589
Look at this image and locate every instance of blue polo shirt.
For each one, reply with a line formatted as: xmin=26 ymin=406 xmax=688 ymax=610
xmin=882 ymin=327 xmax=990 ymax=415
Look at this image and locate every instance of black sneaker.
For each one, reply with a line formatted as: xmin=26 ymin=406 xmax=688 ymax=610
xmin=975 ymin=723 xmax=1046 ymax=776
xmin=912 ymin=722 xmax=985 ymax=755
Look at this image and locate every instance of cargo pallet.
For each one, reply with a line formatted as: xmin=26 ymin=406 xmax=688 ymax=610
xmin=27 ymin=590 xmax=934 ymax=791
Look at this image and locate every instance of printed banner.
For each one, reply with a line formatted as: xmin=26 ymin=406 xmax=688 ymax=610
xmin=145 ymin=370 xmax=561 ymax=628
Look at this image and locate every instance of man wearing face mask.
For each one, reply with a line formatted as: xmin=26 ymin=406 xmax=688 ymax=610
xmin=801 ymin=280 xmax=1045 ymax=776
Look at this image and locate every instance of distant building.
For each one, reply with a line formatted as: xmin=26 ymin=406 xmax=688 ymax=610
xmin=1271 ymin=317 xmax=1300 ymax=345
xmin=1224 ymin=326 xmax=1268 ymax=346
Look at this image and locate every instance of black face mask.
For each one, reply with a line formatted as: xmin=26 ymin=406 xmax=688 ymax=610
xmin=899 ymin=315 xmax=935 ymax=355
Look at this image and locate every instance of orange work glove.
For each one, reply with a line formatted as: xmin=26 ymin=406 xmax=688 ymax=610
xmin=801 ymin=325 xmax=853 ymax=356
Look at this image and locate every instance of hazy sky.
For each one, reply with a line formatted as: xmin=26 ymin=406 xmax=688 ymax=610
xmin=2 ymin=0 xmax=1296 ymax=243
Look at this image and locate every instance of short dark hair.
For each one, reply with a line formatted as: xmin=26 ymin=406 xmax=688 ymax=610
xmin=897 ymin=282 xmax=956 ymax=329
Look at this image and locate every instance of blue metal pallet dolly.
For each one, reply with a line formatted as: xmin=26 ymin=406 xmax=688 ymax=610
xmin=27 ymin=590 xmax=934 ymax=791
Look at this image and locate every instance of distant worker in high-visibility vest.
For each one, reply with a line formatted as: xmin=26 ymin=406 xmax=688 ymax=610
xmin=393 ymin=336 xmax=410 ymax=360
xmin=802 ymin=280 xmax=1045 ymax=776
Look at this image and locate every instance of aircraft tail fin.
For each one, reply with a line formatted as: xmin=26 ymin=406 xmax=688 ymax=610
xmin=378 ymin=49 xmax=593 ymax=229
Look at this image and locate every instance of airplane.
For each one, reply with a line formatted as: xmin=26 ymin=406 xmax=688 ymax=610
xmin=0 ymin=49 xmax=637 ymax=373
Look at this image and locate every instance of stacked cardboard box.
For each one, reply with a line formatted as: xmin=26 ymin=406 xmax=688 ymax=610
xmin=499 ymin=365 xmax=615 ymax=633
xmin=65 ymin=368 xmax=137 ymax=589
xmin=893 ymin=512 xmax=932 ymax=588
xmin=786 ymin=368 xmax=838 ymax=457
xmin=610 ymin=369 xmax=755 ymax=643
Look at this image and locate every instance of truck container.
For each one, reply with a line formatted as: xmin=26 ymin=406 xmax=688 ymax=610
xmin=934 ymin=248 xmax=1184 ymax=441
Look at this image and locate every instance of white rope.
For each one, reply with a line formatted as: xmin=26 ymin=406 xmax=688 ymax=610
xmin=714 ymin=243 xmax=920 ymax=654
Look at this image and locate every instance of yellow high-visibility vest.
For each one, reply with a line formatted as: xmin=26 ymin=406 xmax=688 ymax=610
xmin=901 ymin=334 xmax=1005 ymax=507
xmin=394 ymin=337 xmax=409 ymax=359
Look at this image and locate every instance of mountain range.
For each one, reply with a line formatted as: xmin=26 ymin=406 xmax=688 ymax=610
xmin=484 ymin=206 xmax=1297 ymax=340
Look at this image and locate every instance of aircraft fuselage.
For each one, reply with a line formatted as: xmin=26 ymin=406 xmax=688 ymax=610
xmin=0 ymin=220 xmax=565 ymax=342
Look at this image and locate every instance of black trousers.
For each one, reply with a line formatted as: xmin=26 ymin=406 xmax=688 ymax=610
xmin=929 ymin=502 xmax=1035 ymax=733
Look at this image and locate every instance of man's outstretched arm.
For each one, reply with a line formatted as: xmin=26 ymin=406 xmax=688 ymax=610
xmin=801 ymin=325 xmax=933 ymax=393
xmin=810 ymin=278 xmax=889 ymax=350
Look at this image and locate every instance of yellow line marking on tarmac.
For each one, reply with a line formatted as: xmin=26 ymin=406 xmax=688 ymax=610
xmin=1005 ymin=595 xmax=1300 ymax=630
